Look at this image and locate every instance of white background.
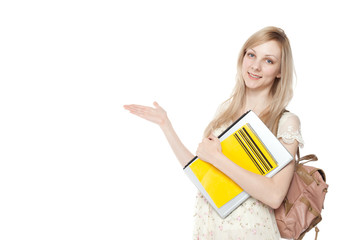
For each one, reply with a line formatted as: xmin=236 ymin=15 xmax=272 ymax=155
xmin=1 ymin=1 xmax=359 ymax=239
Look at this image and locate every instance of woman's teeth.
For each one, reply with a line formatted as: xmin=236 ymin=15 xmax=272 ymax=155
xmin=249 ymin=72 xmax=261 ymax=79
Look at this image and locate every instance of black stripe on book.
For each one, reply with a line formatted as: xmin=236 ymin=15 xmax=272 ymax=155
xmin=183 ymin=156 xmax=198 ymax=169
xmin=217 ymin=110 xmax=251 ymax=139
xmin=242 ymin=127 xmax=274 ymax=170
xmin=238 ymin=129 xmax=268 ymax=174
xmin=239 ymin=128 xmax=268 ymax=172
xmin=234 ymin=132 xmax=264 ymax=175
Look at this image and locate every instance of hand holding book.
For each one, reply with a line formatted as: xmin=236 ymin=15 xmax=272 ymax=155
xmin=196 ymin=133 xmax=223 ymax=166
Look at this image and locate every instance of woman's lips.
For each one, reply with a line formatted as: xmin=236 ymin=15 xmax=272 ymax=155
xmin=248 ymin=72 xmax=262 ymax=80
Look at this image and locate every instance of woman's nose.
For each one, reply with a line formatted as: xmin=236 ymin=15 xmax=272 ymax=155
xmin=251 ymin=60 xmax=261 ymax=71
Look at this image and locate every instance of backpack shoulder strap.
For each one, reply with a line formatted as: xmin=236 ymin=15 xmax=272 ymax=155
xmin=298 ymin=154 xmax=318 ymax=165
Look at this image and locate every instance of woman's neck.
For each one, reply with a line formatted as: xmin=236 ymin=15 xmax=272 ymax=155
xmin=242 ymin=88 xmax=272 ymax=116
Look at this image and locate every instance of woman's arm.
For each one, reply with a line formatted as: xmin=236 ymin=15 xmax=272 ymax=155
xmin=124 ymin=102 xmax=194 ymax=167
xmin=196 ymin=134 xmax=298 ymax=209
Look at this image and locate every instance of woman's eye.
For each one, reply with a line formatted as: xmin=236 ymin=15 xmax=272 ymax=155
xmin=248 ymin=53 xmax=255 ymax=58
xmin=266 ymin=59 xmax=273 ymax=64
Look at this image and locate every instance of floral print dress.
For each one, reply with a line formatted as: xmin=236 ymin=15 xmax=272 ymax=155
xmin=193 ymin=112 xmax=304 ymax=240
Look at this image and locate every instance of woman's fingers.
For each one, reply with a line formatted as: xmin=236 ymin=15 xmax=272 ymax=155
xmin=153 ymin=101 xmax=160 ymax=108
xmin=124 ymin=102 xmax=167 ymax=125
xmin=206 ymin=133 xmax=219 ymax=142
xmin=124 ymin=104 xmax=153 ymax=115
xmin=124 ymin=104 xmax=149 ymax=111
xmin=153 ymin=101 xmax=165 ymax=112
xmin=124 ymin=104 xmax=149 ymax=117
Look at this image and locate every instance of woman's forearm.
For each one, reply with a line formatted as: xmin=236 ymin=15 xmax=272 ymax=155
xmin=197 ymin=135 xmax=298 ymax=209
xmin=160 ymin=118 xmax=195 ymax=168
xmin=211 ymin=152 xmax=294 ymax=209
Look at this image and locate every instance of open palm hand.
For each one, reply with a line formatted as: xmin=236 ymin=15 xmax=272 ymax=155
xmin=123 ymin=101 xmax=168 ymax=126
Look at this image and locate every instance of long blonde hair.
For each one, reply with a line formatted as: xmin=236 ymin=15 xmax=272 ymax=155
xmin=204 ymin=26 xmax=295 ymax=137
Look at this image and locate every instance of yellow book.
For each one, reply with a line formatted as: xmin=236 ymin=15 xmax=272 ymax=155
xmin=184 ymin=111 xmax=293 ymax=218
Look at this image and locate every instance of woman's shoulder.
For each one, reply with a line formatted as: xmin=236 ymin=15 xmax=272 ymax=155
xmin=277 ymin=111 xmax=304 ymax=147
xmin=279 ymin=111 xmax=301 ymax=126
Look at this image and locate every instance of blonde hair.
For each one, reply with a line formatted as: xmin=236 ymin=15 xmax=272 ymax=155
xmin=204 ymin=26 xmax=295 ymax=137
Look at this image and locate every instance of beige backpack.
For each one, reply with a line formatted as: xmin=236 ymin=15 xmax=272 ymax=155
xmin=275 ymin=153 xmax=328 ymax=240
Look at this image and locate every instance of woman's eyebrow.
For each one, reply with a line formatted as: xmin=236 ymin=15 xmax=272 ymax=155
xmin=248 ymin=48 xmax=279 ymax=60
xmin=265 ymin=54 xmax=279 ymax=60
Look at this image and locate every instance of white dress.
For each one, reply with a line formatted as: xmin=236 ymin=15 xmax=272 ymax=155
xmin=193 ymin=112 xmax=304 ymax=240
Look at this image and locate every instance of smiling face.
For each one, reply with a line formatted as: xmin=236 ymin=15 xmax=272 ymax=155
xmin=241 ymin=40 xmax=282 ymax=92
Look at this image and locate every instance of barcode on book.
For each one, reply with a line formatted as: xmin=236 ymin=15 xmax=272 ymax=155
xmin=233 ymin=124 xmax=277 ymax=175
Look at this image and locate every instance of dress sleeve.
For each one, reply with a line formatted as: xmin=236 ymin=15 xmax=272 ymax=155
xmin=277 ymin=112 xmax=304 ymax=148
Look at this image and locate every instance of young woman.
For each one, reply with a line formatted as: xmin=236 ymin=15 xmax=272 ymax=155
xmin=124 ymin=26 xmax=303 ymax=239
